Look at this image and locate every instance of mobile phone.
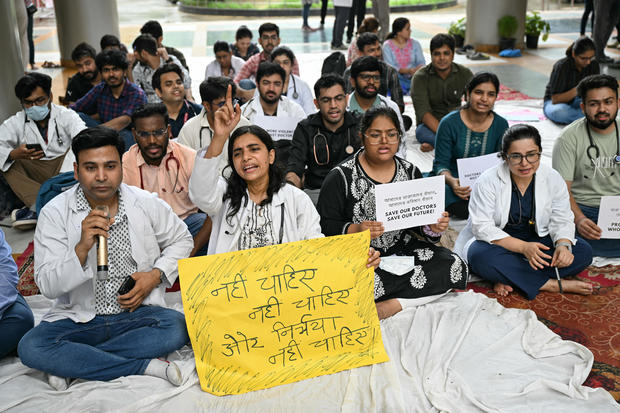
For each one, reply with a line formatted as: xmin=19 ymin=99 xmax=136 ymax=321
xmin=26 ymin=144 xmax=43 ymax=151
xmin=117 ymin=276 xmax=136 ymax=295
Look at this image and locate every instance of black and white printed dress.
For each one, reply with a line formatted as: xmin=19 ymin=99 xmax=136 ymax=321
xmin=317 ymin=149 xmax=467 ymax=301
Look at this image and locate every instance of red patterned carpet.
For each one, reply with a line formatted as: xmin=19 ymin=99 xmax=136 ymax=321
xmin=496 ymin=84 xmax=534 ymax=101
xmin=468 ymin=265 xmax=620 ymax=402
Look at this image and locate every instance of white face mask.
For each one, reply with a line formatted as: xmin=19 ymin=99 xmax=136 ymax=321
xmin=25 ymin=103 xmax=50 ymax=121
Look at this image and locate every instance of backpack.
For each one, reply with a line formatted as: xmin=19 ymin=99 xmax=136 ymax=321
xmin=321 ymin=52 xmax=346 ymax=77
xmin=36 ymin=171 xmax=78 ymax=215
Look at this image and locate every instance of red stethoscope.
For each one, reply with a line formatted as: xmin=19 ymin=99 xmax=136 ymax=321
xmin=139 ymin=151 xmax=184 ymax=193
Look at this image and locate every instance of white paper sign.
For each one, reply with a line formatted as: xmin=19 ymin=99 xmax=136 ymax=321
xmin=597 ymin=196 xmax=620 ymax=239
xmin=253 ymin=115 xmax=303 ymax=141
xmin=375 ymin=175 xmax=445 ymax=232
xmin=456 ymin=152 xmax=502 ymax=188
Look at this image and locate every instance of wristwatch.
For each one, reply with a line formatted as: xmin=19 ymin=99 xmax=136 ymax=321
xmin=156 ymin=268 xmax=167 ymax=286
xmin=555 ymin=241 xmax=572 ymax=253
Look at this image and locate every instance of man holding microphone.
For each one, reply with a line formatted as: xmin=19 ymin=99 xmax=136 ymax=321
xmin=18 ymin=126 xmax=193 ymax=390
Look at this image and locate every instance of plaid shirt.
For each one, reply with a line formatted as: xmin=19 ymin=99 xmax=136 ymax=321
xmin=234 ymin=51 xmax=300 ymax=83
xmin=70 ymin=80 xmax=147 ymax=123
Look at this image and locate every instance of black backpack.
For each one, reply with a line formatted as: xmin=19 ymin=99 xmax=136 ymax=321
xmin=321 ymin=52 xmax=346 ymax=77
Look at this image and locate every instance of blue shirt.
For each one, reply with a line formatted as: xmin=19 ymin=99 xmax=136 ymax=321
xmin=0 ymin=229 xmax=19 ymax=318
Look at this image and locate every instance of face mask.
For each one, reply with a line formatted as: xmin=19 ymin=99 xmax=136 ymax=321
xmin=25 ymin=103 xmax=50 ymax=121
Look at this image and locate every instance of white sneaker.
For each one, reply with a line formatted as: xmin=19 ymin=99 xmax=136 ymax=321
xmin=47 ymin=374 xmax=69 ymax=391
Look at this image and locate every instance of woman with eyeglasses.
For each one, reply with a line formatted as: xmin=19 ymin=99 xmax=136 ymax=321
xmin=189 ymin=85 xmax=380 ymax=264
xmin=454 ymin=124 xmax=593 ymax=299
xmin=431 ymin=72 xmax=509 ymax=219
xmin=317 ymin=106 xmax=467 ymax=319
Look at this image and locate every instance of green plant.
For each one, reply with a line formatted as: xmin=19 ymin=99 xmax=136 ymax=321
xmin=525 ymin=11 xmax=550 ymax=41
xmin=497 ymin=15 xmax=518 ymax=39
xmin=448 ymin=17 xmax=466 ymax=38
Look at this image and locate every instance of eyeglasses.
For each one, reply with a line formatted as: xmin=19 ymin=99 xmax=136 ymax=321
xmin=215 ymin=98 xmax=240 ymax=108
xmin=364 ymin=129 xmax=400 ymax=144
xmin=261 ymin=34 xmax=279 ymax=42
xmin=135 ymin=127 xmax=167 ymax=139
xmin=358 ymin=74 xmax=381 ymax=83
xmin=318 ymin=94 xmax=346 ymax=104
xmin=505 ymin=152 xmax=541 ymax=165
xmin=21 ymin=96 xmax=49 ymax=107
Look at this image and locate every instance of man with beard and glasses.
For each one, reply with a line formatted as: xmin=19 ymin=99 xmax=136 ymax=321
xmin=286 ymin=74 xmax=361 ymax=205
xmin=234 ymin=23 xmax=300 ymax=102
xmin=0 ymin=73 xmax=86 ymax=230
xmin=71 ymin=50 xmax=147 ymax=152
xmin=240 ymin=62 xmax=306 ymax=166
xmin=347 ymin=56 xmax=406 ymax=158
xmin=122 ymin=104 xmax=210 ymax=257
xmin=411 ymin=34 xmax=473 ymax=152
xmin=552 ymin=74 xmax=620 ymax=257
xmin=65 ymin=43 xmax=101 ymax=105
xmin=152 ymin=64 xmax=202 ymax=138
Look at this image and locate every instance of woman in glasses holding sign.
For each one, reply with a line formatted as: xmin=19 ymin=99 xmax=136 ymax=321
xmin=317 ymin=107 xmax=467 ymax=319
xmin=454 ymin=124 xmax=593 ymax=299
xmin=188 ymin=85 xmax=380 ymax=262
xmin=431 ymin=72 xmax=509 ymax=219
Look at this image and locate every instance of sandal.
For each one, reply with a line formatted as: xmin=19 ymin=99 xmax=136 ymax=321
xmin=467 ymin=51 xmax=490 ymax=60
xmin=42 ymin=61 xmax=61 ymax=68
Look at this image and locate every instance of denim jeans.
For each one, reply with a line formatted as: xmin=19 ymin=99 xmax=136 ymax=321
xmin=543 ymin=98 xmax=584 ymax=125
xmin=184 ymin=212 xmax=208 ymax=256
xmin=578 ymin=203 xmax=620 ymax=257
xmin=76 ymin=112 xmax=135 ymax=153
xmin=332 ymin=6 xmax=350 ymax=47
xmin=18 ymin=305 xmax=189 ymax=381
xmin=0 ymin=294 xmax=34 ymax=358
xmin=415 ymin=124 xmax=436 ymax=146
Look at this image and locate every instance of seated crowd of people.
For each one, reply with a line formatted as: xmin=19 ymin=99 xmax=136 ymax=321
xmin=0 ymin=16 xmax=618 ymax=392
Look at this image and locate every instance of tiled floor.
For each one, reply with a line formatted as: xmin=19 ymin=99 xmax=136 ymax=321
xmin=4 ymin=1 xmax=619 ymax=253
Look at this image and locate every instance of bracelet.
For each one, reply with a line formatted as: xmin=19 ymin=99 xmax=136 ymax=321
xmin=422 ymin=225 xmax=443 ymax=238
xmin=555 ymin=241 xmax=572 ymax=253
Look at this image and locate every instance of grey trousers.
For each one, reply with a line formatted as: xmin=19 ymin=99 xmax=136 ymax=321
xmin=593 ymin=0 xmax=620 ymax=58
xmin=332 ymin=6 xmax=350 ymax=47
xmin=372 ymin=0 xmax=390 ymax=41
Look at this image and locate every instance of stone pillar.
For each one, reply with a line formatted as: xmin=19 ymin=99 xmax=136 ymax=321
xmin=53 ymin=0 xmax=120 ymax=67
xmin=0 ymin=0 xmax=25 ymax=123
xmin=465 ymin=0 xmax=527 ymax=53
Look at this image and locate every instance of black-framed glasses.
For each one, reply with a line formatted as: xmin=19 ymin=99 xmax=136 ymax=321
xmin=506 ymin=152 xmax=541 ymax=165
xmin=135 ymin=127 xmax=167 ymax=139
xmin=21 ymin=96 xmax=49 ymax=107
xmin=358 ymin=74 xmax=381 ymax=82
xmin=364 ymin=129 xmax=400 ymax=144
xmin=318 ymin=94 xmax=346 ymax=104
xmin=216 ymin=98 xmax=240 ymax=108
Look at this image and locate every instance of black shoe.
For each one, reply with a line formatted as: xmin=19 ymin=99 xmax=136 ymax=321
xmin=346 ymin=36 xmax=352 ymax=44
xmin=596 ymin=55 xmax=614 ymax=64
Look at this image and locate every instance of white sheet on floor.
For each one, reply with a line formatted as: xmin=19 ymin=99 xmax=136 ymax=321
xmin=0 ymin=291 xmax=617 ymax=412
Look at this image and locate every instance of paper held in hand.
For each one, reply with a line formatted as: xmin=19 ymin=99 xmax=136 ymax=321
xmin=456 ymin=152 xmax=502 ymax=188
xmin=375 ymin=175 xmax=445 ymax=232
xmin=253 ymin=115 xmax=304 ymax=141
xmin=597 ymin=196 xmax=620 ymax=239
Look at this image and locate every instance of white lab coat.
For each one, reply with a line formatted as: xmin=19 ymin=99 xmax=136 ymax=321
xmin=189 ymin=150 xmax=323 ymax=255
xmin=241 ymin=94 xmax=307 ymax=123
xmin=252 ymin=74 xmax=316 ymax=115
xmin=0 ymin=103 xmax=86 ymax=171
xmin=34 ymin=183 xmax=193 ymax=322
xmin=204 ymin=55 xmax=245 ymax=80
xmin=454 ymin=163 xmax=576 ymax=263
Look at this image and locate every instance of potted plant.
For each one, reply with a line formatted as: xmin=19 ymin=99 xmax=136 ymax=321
xmin=497 ymin=15 xmax=518 ymax=51
xmin=448 ymin=17 xmax=466 ymax=48
xmin=525 ymin=11 xmax=550 ymax=49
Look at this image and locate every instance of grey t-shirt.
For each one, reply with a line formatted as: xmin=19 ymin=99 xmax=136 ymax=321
xmin=552 ymin=117 xmax=620 ymax=207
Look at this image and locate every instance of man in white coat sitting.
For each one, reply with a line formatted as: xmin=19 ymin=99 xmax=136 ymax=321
xmin=0 ymin=73 xmax=86 ymax=229
xmin=241 ymin=61 xmax=306 ymax=166
xmin=18 ymin=126 xmax=193 ymax=390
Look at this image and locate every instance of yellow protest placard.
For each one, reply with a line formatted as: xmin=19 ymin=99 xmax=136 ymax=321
xmin=178 ymin=231 xmax=389 ymax=395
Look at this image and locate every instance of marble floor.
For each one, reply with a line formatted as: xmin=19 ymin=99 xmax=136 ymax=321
xmin=3 ymin=0 xmax=619 ymax=253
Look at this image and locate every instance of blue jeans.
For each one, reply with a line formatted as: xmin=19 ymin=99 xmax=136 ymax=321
xmin=184 ymin=212 xmax=208 ymax=256
xmin=415 ymin=124 xmax=436 ymax=146
xmin=18 ymin=305 xmax=188 ymax=381
xmin=0 ymin=294 xmax=34 ymax=358
xmin=578 ymin=204 xmax=620 ymax=257
xmin=543 ymin=98 xmax=584 ymax=125
xmin=238 ymin=79 xmax=256 ymax=90
xmin=76 ymin=112 xmax=135 ymax=153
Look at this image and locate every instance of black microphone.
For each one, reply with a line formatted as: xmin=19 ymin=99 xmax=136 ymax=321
xmin=95 ymin=205 xmax=109 ymax=280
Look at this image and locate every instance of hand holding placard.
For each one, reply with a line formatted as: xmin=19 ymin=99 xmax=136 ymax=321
xmin=456 ymin=152 xmax=502 ymax=189
xmin=375 ymin=175 xmax=445 ymax=232
xmin=597 ymin=196 xmax=620 ymax=239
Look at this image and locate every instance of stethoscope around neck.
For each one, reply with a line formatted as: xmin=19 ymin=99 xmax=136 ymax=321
xmin=585 ymin=119 xmax=620 ymax=165
xmin=139 ymin=151 xmax=184 ymax=193
xmin=312 ymin=127 xmax=354 ymax=166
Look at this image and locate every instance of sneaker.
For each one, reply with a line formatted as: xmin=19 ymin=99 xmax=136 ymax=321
xmin=607 ymin=40 xmax=619 ymax=48
xmin=11 ymin=207 xmax=37 ymax=230
xmin=346 ymin=36 xmax=352 ymax=44
xmin=331 ymin=44 xmax=347 ymax=51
